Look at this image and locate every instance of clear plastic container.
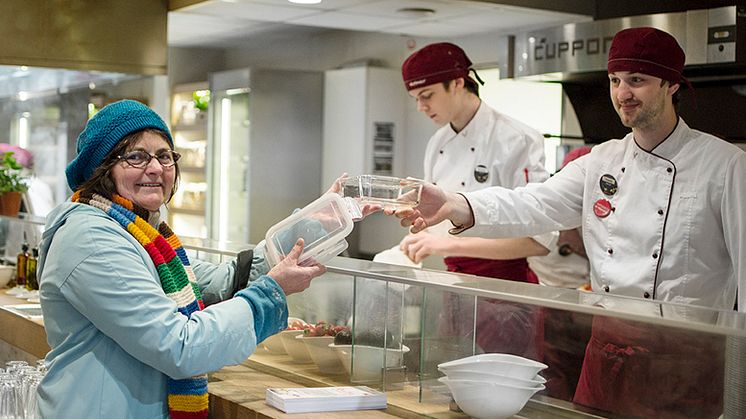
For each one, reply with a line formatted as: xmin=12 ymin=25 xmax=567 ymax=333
xmin=342 ymin=175 xmax=423 ymax=210
xmin=264 ymin=193 xmax=354 ymax=267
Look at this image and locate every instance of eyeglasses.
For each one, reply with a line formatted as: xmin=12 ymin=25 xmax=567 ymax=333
xmin=117 ymin=150 xmax=181 ymax=168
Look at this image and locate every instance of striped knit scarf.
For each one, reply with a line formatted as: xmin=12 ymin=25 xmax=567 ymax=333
xmin=72 ymin=191 xmax=208 ymax=419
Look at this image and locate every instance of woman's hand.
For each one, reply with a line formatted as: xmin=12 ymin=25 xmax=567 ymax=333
xmin=267 ymin=239 xmax=326 ymax=295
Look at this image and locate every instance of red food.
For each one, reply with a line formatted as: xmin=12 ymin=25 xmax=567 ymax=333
xmin=300 ymin=321 xmax=350 ymax=337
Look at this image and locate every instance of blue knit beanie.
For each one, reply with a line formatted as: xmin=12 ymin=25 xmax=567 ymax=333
xmin=65 ymin=100 xmax=173 ymax=191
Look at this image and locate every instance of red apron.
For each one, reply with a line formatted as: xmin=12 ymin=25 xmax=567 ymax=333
xmin=573 ymin=316 xmax=725 ymax=418
xmin=441 ymin=257 xmax=542 ymax=359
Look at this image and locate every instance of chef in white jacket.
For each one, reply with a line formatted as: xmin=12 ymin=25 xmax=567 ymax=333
xmin=392 ymin=27 xmax=745 ymax=418
xmin=398 ymin=42 xmax=552 ymax=358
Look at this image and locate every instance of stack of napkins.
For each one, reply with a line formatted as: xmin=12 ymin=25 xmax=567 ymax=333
xmin=266 ymin=386 xmax=387 ymax=414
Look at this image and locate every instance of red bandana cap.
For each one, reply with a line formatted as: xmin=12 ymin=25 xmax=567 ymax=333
xmin=402 ymin=42 xmax=474 ymax=91
xmin=607 ymin=27 xmax=685 ymax=85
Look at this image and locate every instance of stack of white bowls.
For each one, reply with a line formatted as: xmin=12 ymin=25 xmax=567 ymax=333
xmin=437 ymin=353 xmax=548 ymax=419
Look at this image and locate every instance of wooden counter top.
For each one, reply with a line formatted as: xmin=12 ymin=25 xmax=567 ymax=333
xmin=0 ymin=290 xmax=48 ymax=359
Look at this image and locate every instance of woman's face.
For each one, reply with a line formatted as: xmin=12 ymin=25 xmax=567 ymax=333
xmin=110 ymin=131 xmax=176 ymax=211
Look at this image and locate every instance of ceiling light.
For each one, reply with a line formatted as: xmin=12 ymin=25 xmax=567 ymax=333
xmin=288 ymin=0 xmax=322 ymax=4
xmin=396 ymin=7 xmax=436 ymax=18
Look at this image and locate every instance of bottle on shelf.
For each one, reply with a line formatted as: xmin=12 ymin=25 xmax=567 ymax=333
xmin=16 ymin=241 xmax=29 ymax=288
xmin=25 ymin=247 xmax=39 ymax=291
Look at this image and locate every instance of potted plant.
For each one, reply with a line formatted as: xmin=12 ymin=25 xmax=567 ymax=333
xmin=0 ymin=150 xmax=29 ymax=216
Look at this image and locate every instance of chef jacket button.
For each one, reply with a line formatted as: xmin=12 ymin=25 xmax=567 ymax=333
xmin=461 ymin=182 xmax=465 ymax=186
xmin=607 ymin=248 xmax=613 ymax=255
xmin=657 ymin=209 xmax=664 ymax=215
xmin=666 ymin=167 xmax=673 ymax=173
xmin=643 ymin=292 xmax=651 ymax=299
xmin=621 ymin=167 xmax=625 ymax=173
xmin=652 ymin=252 xmax=658 ymax=259
xmin=470 ymin=147 xmax=475 ymax=152
xmin=603 ymin=285 xmax=610 ymax=292
xmin=439 ymin=150 xmax=444 ymax=154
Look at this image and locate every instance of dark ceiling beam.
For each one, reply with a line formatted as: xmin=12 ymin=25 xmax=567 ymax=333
xmin=169 ymin=0 xmax=207 ymax=11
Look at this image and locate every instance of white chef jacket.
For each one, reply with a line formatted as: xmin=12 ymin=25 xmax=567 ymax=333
xmin=423 ymin=101 xmax=552 ymax=248
xmin=528 ymin=230 xmax=590 ymax=289
xmin=462 ymin=118 xmax=746 ymax=312
xmin=424 ymin=101 xmax=548 ymax=191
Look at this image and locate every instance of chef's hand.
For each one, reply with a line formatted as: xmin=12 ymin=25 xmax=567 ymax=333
xmin=558 ymin=228 xmax=587 ymax=258
xmin=400 ymin=232 xmax=450 ymax=264
xmin=268 ymin=239 xmax=326 ymax=295
xmin=326 ymin=173 xmax=382 ymax=219
xmin=385 ymin=183 xmax=473 ymax=234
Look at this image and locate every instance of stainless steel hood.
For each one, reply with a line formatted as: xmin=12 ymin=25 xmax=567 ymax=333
xmin=501 ymin=6 xmax=746 ymax=144
xmin=506 ymin=6 xmax=743 ymax=80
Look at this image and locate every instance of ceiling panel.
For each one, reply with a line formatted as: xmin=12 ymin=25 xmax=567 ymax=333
xmin=168 ymin=0 xmax=592 ymax=47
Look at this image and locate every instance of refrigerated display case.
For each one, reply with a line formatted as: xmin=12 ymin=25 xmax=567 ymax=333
xmin=169 ymin=82 xmax=209 ymax=238
xmin=207 ymin=68 xmax=323 ymax=245
xmin=181 ymin=239 xmax=746 ymax=418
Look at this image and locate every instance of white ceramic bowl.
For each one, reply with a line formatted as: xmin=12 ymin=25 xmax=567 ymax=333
xmin=438 ymin=353 xmax=547 ymax=380
xmin=439 ymin=377 xmax=544 ymax=419
xmin=298 ymin=335 xmax=344 ymax=374
xmin=259 ymin=333 xmax=286 ymax=354
xmin=279 ymin=330 xmax=312 ymax=363
xmin=0 ymin=265 xmax=14 ymax=288
xmin=441 ymin=369 xmax=546 ymax=387
xmin=329 ymin=344 xmax=409 ymax=383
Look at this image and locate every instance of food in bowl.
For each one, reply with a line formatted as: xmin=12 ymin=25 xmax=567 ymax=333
xmin=330 ymin=344 xmax=410 ymax=383
xmin=438 ymin=353 xmax=547 ymax=380
xmin=259 ymin=317 xmax=308 ymax=354
xmin=439 ymin=377 xmax=544 ymax=419
xmin=295 ymin=321 xmax=349 ymax=374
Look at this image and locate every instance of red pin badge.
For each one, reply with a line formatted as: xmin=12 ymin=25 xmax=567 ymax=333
xmin=593 ymin=198 xmax=612 ymax=218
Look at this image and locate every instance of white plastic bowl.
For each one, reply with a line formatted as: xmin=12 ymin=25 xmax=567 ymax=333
xmin=441 ymin=369 xmax=546 ymax=387
xmin=438 ymin=353 xmax=547 ymax=380
xmin=330 ymin=344 xmax=410 ymax=383
xmin=259 ymin=317 xmax=307 ymax=355
xmin=259 ymin=333 xmax=286 ymax=354
xmin=0 ymin=265 xmax=13 ymax=288
xmin=279 ymin=330 xmax=312 ymax=363
xmin=439 ymin=377 xmax=544 ymax=419
xmin=299 ymin=335 xmax=344 ymax=374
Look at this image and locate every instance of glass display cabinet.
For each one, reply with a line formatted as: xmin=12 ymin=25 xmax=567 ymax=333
xmin=2 ymin=216 xmax=745 ymax=418
xmin=183 ymin=238 xmax=746 ymax=419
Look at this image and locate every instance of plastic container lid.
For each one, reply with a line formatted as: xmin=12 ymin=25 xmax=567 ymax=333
xmin=264 ymin=193 xmax=355 ymax=267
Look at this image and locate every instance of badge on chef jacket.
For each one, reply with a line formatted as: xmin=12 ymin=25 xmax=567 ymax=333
xmin=474 ymin=165 xmax=489 ymax=183
xmin=593 ymin=198 xmax=613 ymax=218
xmin=599 ymin=174 xmax=618 ymax=196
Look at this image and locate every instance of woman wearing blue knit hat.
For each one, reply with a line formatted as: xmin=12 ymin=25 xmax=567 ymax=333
xmin=35 ymin=100 xmax=367 ymax=418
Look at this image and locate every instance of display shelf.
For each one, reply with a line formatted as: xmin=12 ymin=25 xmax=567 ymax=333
xmin=169 ymin=82 xmax=209 ymax=238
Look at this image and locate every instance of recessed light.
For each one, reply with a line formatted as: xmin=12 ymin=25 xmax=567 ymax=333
xmin=396 ymin=7 xmax=436 ymax=18
xmin=288 ymin=0 xmax=322 ymax=4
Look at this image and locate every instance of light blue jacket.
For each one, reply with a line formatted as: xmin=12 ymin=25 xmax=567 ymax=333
xmin=36 ymin=202 xmax=288 ymax=418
